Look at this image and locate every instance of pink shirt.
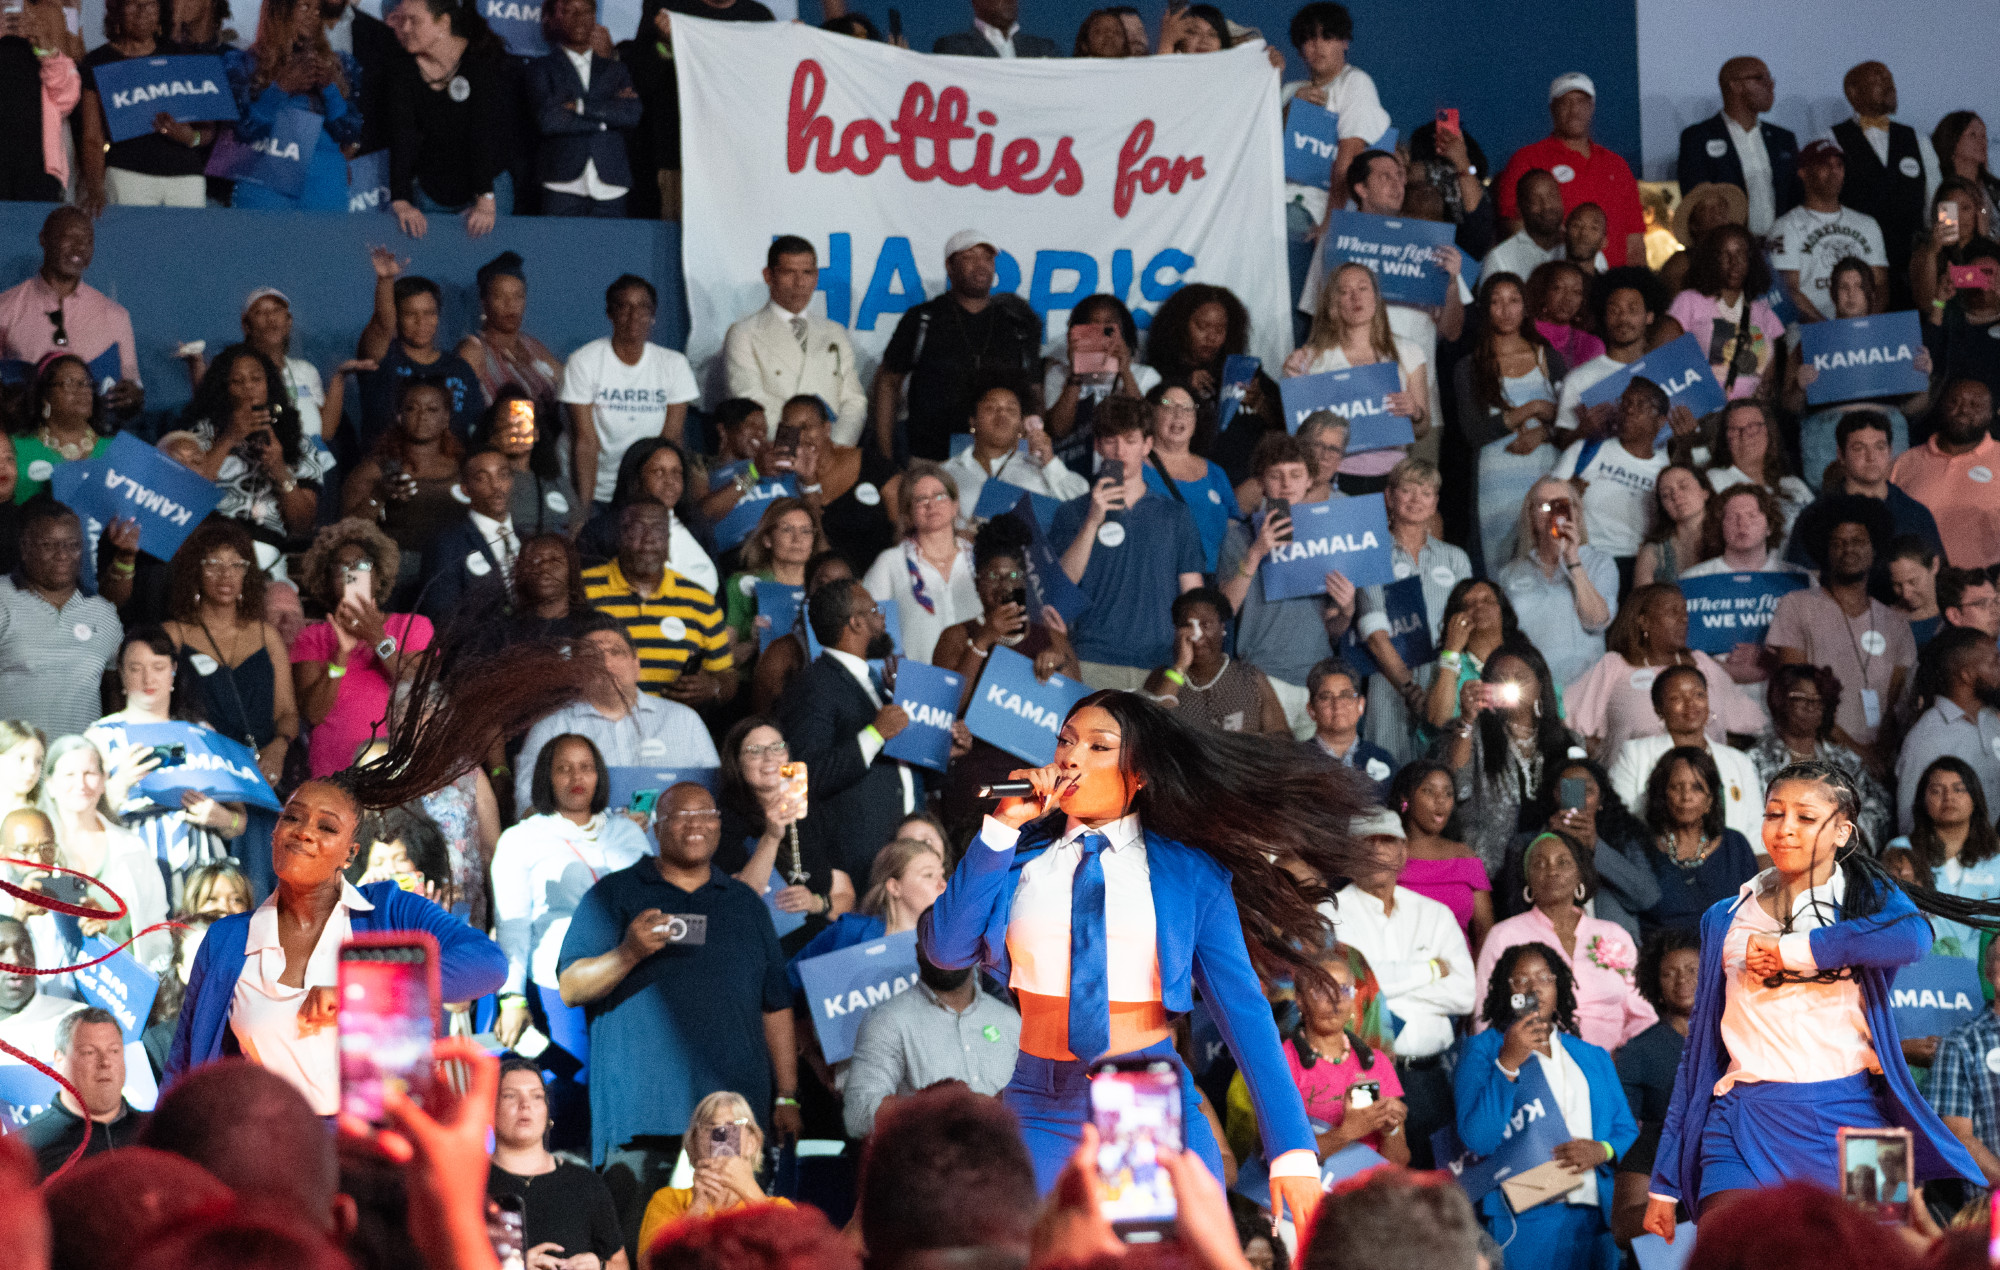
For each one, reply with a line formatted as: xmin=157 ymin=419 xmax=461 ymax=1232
xmin=1665 ymin=291 xmax=1784 ymax=401
xmin=1474 ymin=907 xmax=1656 ymax=1054
xmin=1283 ymin=1037 xmax=1404 ymax=1144
xmin=292 ymin=613 xmax=434 ymax=778
xmin=1397 ymin=855 xmax=1491 ymax=945
xmin=0 ymin=274 xmax=141 ymax=386
xmin=1564 ymin=650 xmax=1767 ymax=764
xmin=1891 ymin=436 xmax=2000 ymax=571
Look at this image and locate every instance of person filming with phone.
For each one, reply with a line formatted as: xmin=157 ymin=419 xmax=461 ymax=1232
xmin=633 ymin=1089 xmax=787 ymax=1253
xmin=1495 ymin=475 xmax=1617 ymax=690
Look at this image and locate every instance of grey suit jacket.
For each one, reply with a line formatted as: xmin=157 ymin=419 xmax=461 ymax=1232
xmin=932 ymin=28 xmax=1059 ymax=57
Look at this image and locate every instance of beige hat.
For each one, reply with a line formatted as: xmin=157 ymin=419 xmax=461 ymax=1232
xmin=1672 ymin=182 xmax=1749 ymax=247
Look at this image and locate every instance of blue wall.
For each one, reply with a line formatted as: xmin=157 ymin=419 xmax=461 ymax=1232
xmin=804 ymin=0 xmax=1644 ymax=177
xmin=0 ymin=204 xmax=688 ymax=418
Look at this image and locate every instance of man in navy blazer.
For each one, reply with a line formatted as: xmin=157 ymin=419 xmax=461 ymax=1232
xmin=933 ymin=0 xmax=1059 ymax=57
xmin=527 ymin=0 xmax=644 ymax=217
xmin=1676 ymin=57 xmax=1799 ymax=236
xmin=421 ymin=449 xmax=518 ymax=624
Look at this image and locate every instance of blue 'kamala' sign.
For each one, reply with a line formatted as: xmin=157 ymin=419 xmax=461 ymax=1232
xmin=1258 ymin=494 xmax=1397 ymax=600
xmin=1891 ymin=953 xmax=1985 ymax=1039
xmin=75 ymin=935 xmax=161 ymax=1044
xmin=711 ymin=471 xmax=799 ymax=552
xmin=1799 ymin=311 xmax=1928 ymax=406
xmin=963 ymin=644 xmax=1092 ymax=766
xmin=1323 ymin=211 xmax=1458 ymax=307
xmin=481 ymin=0 xmax=548 ymax=55
xmin=1283 ymin=101 xmax=1340 ymax=187
xmin=91 ymin=54 xmax=235 ymax=142
xmin=207 ymin=106 xmax=323 ymax=199
xmin=1577 ymin=333 xmax=1729 ymax=421
xmin=1216 ymin=355 xmax=1259 ymax=433
xmin=347 ymin=148 xmax=392 ymax=213
xmin=753 ymin=580 xmax=806 ymax=651
xmin=1431 ymin=1059 xmax=1569 ymax=1202
xmin=1337 ymin=575 xmax=1432 ymax=679
xmin=795 ymin=930 xmax=919 ymax=1063
xmin=881 ymin=660 xmax=962 ymax=773
xmin=122 ymin=721 xmax=282 ymax=812
xmin=51 ymin=432 xmax=222 ymax=560
xmin=1279 ymin=362 xmax=1411 ymax=451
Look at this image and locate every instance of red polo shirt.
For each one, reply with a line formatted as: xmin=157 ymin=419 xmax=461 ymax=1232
xmin=1494 ymin=135 xmax=1645 ymax=267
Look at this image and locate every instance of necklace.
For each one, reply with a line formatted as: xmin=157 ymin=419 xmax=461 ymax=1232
xmin=39 ymin=425 xmax=92 ymax=462
xmin=1662 ymin=830 xmax=1713 ymax=872
xmin=1185 ymin=655 xmax=1230 ymax=691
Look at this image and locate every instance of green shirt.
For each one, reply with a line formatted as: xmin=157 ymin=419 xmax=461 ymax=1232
xmin=14 ymin=433 xmax=111 ymax=503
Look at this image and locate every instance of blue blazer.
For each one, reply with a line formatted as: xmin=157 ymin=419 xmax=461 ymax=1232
xmin=1650 ymin=882 xmax=1981 ymax=1211
xmin=1456 ymin=1025 xmax=1637 ymax=1231
xmin=165 ymin=881 xmax=509 ymax=1086
xmin=919 ymin=817 xmax=1316 ymax=1160
xmin=525 ymin=49 xmax=642 ymax=188
xmin=418 ymin=514 xmax=510 ymax=623
xmin=1676 ymin=114 xmax=1801 ymax=220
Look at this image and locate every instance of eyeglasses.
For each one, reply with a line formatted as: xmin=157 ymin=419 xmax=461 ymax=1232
xmin=980 ymin=568 xmax=1024 ymax=584
xmin=341 ymin=559 xmax=375 ymax=574
xmin=912 ymin=491 xmax=954 ymax=507
xmin=1783 ymin=692 xmax=1824 ymax=708
xmin=742 ymin=742 xmax=789 ymax=759
xmin=202 ymin=558 xmax=251 ymax=574
xmin=1314 ymin=690 xmax=1363 ymax=705
xmin=665 ymin=809 xmax=721 ymax=822
xmin=1508 ymin=971 xmax=1558 ymax=989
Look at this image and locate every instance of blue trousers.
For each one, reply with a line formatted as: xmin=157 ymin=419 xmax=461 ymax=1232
xmin=1491 ymin=1201 xmax=1616 ymax=1270
xmin=1004 ymin=1036 xmax=1222 ymax=1195
xmin=1699 ymin=1071 xmax=1893 ymax=1197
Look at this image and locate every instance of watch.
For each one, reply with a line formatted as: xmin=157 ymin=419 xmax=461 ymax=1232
xmin=375 ymin=635 xmax=398 ymax=660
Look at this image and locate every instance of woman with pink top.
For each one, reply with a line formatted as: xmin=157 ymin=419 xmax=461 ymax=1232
xmin=1391 ymin=760 xmax=1493 ymax=956
xmin=1474 ymin=831 xmax=1656 ymax=1055
xmin=1564 ymin=584 xmax=1766 ymax=765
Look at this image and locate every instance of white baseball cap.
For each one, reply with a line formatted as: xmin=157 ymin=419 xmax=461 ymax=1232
xmin=243 ymin=286 xmax=291 ymax=314
xmin=943 ymin=230 xmax=996 ymax=261
xmin=1549 ymin=72 xmax=1596 ymax=103
xmin=1349 ymin=808 xmax=1407 ymax=841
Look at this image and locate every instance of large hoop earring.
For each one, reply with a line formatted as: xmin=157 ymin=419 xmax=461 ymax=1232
xmin=1533 ymin=698 xmax=1543 ymax=719
xmin=1523 ymin=886 xmax=1533 ymax=905
xmin=1574 ymin=882 xmax=1587 ymax=903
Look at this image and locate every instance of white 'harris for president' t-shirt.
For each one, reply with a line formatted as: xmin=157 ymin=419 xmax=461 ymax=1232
xmin=559 ymin=338 xmax=699 ymax=502
xmin=1551 ymin=437 xmax=1668 ymax=557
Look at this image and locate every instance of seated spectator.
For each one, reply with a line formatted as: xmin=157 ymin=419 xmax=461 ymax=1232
xmin=873 ymin=232 xmax=1041 ymax=462
xmin=1141 ymin=382 xmax=1238 ymax=575
xmin=940 ymin=372 xmax=1088 ymax=527
xmin=1669 ymin=223 xmax=1783 ymax=402
xmin=1911 ymin=178 xmax=1994 ymax=314
xmin=77 ymin=0 xmax=214 ymax=212
xmin=714 ymin=714 xmax=849 ymax=954
xmin=1052 ymin=397 xmax=1204 ymax=691
xmin=723 ymin=236 xmax=868 ymax=446
xmin=1892 ymin=756 xmax=2000 ymax=963
xmin=0 ymin=208 xmax=143 ymax=418
xmin=1892 ymin=378 xmax=2000 ymax=571
xmin=1420 ymin=577 xmax=1521 ymax=740
xmin=1284 ymin=261 xmax=1431 ymax=494
xmin=1632 ymin=745 xmax=1759 ymax=936
xmin=1473 ymin=833 xmax=1655 ymax=1054
xmin=191 ymin=287 xmax=363 ymax=449
xmin=1495 ymin=756 xmax=1660 ymax=944
xmin=1218 ymin=435 xmax=1354 ymax=734
xmin=1144 ymin=283 xmax=1285 ymax=481
xmin=1390 ymin=759 xmax=1492 ymax=953
xmin=1705 ymin=401 xmax=1811 ymax=541
xmin=1769 ymin=140 xmax=1890 ymax=325
xmin=178 ymin=860 xmax=253 ymax=919
xmin=19 ymin=1008 xmax=145 ymax=1179
xmin=1552 ymin=266 xmax=1678 ymax=441
xmin=1524 ymin=258 xmax=1605 ymax=370
xmin=1294 ymin=411 xmax=1349 ymax=504
xmin=1784 ymin=265 xmax=1927 ymax=492
xmin=0 ymin=808 xmax=65 ymax=994
xmin=1928 ymin=236 xmax=2000 ymax=404
xmin=1455 ymin=941 xmax=1636 ymax=1263
xmin=1302 ymin=1165 xmax=1487 ymax=1270
xmin=1566 ymin=583 xmax=1764 ymax=764
xmin=290 ymin=519 xmax=431 ymax=778
xmin=417 ymin=447 xmax=519 ymax=621
xmin=786 ymin=835 xmax=945 ymax=993
xmin=384 ymin=0 xmax=516 ymax=235
xmin=1146 ymin=586 xmax=1287 ymax=734
xmin=578 ymin=438 xmax=715 ymax=592
xmin=1565 ymin=202 xmax=1610 ymax=275
xmin=488 ymin=1059 xmax=627 ymax=1269
xmin=457 ymin=252 xmax=566 ymax=451
xmin=1618 ymin=928 xmax=1698 ymax=1127
xmin=1494 ymin=73 xmax=1645 ymax=266
xmin=1457 ymin=271 xmax=1565 ymax=573
xmin=1043 ymin=294 xmax=1158 ymax=454
xmin=1934 ymin=934 xmax=2000 ymax=1185
xmin=0 ymin=501 xmax=122 ymax=741
xmin=492 ymin=732 xmax=649 ymax=1061
xmin=1494 ymin=476 xmax=1618 ymax=689
xmin=860 ymin=460 xmax=975 ymax=667
xmin=1747 ymin=663 xmax=1891 ymax=847
xmin=1072 ymin=8 xmax=1128 ymax=56
xmin=584 ymin=501 xmax=733 ymax=706
xmin=12 ymin=354 xmax=110 ymax=503
xmin=472 ymin=386 xmax=580 ymax=540
xmin=348 ymin=803 xmax=457 ymax=909
xmin=742 ymin=393 xmax=896 ymax=578
xmin=512 ymin=619 xmax=719 ymax=812
xmin=1678 ymin=482 xmax=1805 ymax=590
xmin=492 ymin=532 xmax=594 ymax=650
xmin=179 ymin=344 xmax=330 ymax=564
xmin=527 ymin=0 xmax=640 ymax=218
xmin=1886 ymin=536 xmax=1943 ymax=647
xmin=221 ymin=0 xmax=363 ymax=212
xmin=932 ymin=0 xmax=1057 ymax=56
xmin=1609 ymin=665 xmax=1764 ymax=845
xmin=1550 ymin=377 xmax=1671 ymax=583
xmin=0 ymin=724 xmax=42 ymax=824
xmin=1325 ymin=808 xmax=1475 ymax=1168
xmin=342 ymin=378 xmax=464 ymax=597
xmin=720 ymin=498 xmax=826 ymax=660
xmin=1785 ymin=413 xmax=1942 ymax=582
xmin=1353 ymin=457 xmax=1469 ymax=763
xmin=0 ymin=911 xmax=82 ymax=1085
xmin=1941 ymin=566 xmax=2000 ymax=640
xmin=564 ymin=275 xmax=698 ymax=514
xmin=1305 ymin=659 xmax=1394 ymax=795
xmin=1898 ymin=626 xmax=2000 ymax=833
xmin=354 ymin=253 xmax=485 ymax=452
xmin=843 ymin=945 xmax=1021 ymax=1139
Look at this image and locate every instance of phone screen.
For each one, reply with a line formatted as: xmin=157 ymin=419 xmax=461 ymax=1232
xmin=779 ymin=762 xmax=810 ymax=822
xmin=1560 ymin=777 xmax=1588 ymax=812
xmin=1266 ymin=497 xmax=1293 ymax=542
xmin=773 ymin=423 xmax=802 ymax=452
xmin=487 ymin=1194 xmax=525 ymax=1266
xmin=1101 ymin=459 xmax=1124 ymax=486
xmin=1090 ymin=1061 xmax=1181 ymax=1238
xmin=338 ymin=940 xmax=438 ymax=1125
xmin=1838 ymin=1127 xmax=1913 ymax=1225
xmin=629 ymin=788 xmax=661 ymax=814
xmin=504 ymin=397 xmax=537 ymax=436
xmin=707 ymin=1122 xmax=743 ymax=1158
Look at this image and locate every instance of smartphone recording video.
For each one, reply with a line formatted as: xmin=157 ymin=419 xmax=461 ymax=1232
xmin=504 ymin=397 xmax=536 ymax=437
xmin=707 ymin=1121 xmax=744 ymax=1159
xmin=1266 ymin=497 xmax=1293 ymax=542
xmin=1838 ymin=1127 xmax=1913 ymax=1226
xmin=338 ymin=934 xmax=441 ymax=1125
xmin=1071 ymin=324 xmax=1119 ymax=378
xmin=1090 ymin=1060 xmax=1182 ymax=1243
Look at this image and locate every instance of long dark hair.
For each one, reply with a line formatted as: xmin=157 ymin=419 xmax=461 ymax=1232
xmin=180 ymin=343 xmax=303 ymax=466
xmin=1046 ymin=692 xmax=1377 ymax=1000
xmin=1145 ymin=283 xmax=1250 ymax=380
xmin=1470 ymin=273 xmax=1556 ymax=410
xmin=168 ymin=519 xmax=268 ymax=624
xmin=1684 ymin=223 xmax=1773 ymax=301
xmin=1636 ymin=928 xmax=1700 ymax=1013
xmin=1475 ymin=642 xmax=1569 ymax=785
xmin=718 ymin=714 xmax=784 ymax=829
xmin=1909 ymin=756 xmax=2000 ymax=872
xmin=1643 ymin=745 xmax=1725 ymax=841
xmin=1390 ymin=759 xmax=1463 ymax=841
xmin=607 ymin=436 xmax=705 ymax=532
xmin=20 ymin=354 xmax=105 ymax=437
xmin=1479 ymin=941 xmax=1580 ymax=1036
xmin=528 ymin=733 xmax=610 ymax=818
xmin=1438 ymin=578 xmax=1521 ymax=650
xmin=1529 ymin=755 xmax=1648 ymax=850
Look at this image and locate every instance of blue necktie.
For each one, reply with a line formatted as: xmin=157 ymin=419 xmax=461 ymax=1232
xmin=1068 ymin=831 xmax=1111 ymax=1065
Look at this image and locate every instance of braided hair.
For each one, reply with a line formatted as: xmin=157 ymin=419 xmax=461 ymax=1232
xmin=1478 ymin=941 xmax=1581 ymax=1037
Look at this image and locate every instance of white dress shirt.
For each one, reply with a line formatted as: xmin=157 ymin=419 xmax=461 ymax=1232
xmin=974 ymin=16 xmax=1019 ymax=56
xmin=230 ymin=880 xmax=372 ymax=1115
xmin=468 ymin=508 xmax=518 ymax=584
xmin=1846 ymin=121 xmax=1941 ymax=205
xmin=491 ymin=812 xmax=651 ymax=994
xmin=1534 ymin=1032 xmax=1600 ymax=1206
xmin=980 ymin=812 xmax=1162 ymax=1001
xmin=1324 ymin=885 xmax=1475 ymax=1058
xmin=943 ymin=445 xmax=1090 ymax=529
xmin=830 ymin=648 xmax=917 ymax=815
xmin=1715 ymin=868 xmax=1876 ymax=1096
xmin=1724 ymin=116 xmax=1776 ymax=236
xmin=862 ymin=539 xmax=981 ymax=666
xmin=543 ymin=47 xmax=629 ymax=200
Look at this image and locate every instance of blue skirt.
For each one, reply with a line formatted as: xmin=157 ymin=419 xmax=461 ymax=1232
xmin=1003 ymin=1036 xmax=1223 ymax=1195
xmin=1698 ymin=1072 xmax=1893 ymax=1197
xmin=1491 ymin=1201 xmax=1615 ymax=1270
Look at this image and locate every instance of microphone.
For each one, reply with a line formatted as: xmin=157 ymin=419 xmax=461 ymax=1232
xmin=976 ymin=781 xmax=1035 ymax=799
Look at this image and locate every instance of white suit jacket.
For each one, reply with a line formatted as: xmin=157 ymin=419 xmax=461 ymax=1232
xmin=722 ymin=301 xmax=869 ymax=446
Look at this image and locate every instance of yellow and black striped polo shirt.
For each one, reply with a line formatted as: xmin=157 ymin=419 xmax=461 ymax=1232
xmin=581 ymin=560 xmax=734 ymax=688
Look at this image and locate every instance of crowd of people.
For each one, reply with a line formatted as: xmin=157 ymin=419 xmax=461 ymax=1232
xmin=7 ymin=1 xmax=2000 ymax=1269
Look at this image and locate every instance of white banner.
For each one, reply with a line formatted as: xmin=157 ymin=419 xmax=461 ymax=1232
xmin=674 ymin=19 xmax=1291 ymax=400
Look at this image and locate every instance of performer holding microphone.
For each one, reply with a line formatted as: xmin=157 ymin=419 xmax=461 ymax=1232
xmin=923 ymin=690 xmax=1376 ymax=1230
xmin=1645 ymin=760 xmax=1996 ymax=1241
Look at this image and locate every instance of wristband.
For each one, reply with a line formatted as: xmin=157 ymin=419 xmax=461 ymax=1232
xmin=1933 ymin=298 xmax=1949 ymax=309
xmin=107 ymin=559 xmax=135 ymax=577
xmin=1438 ymin=649 xmax=1462 ymax=668
xmin=500 ymin=993 xmax=528 ymax=1004
xmin=800 ymin=482 xmax=823 ymax=494
xmin=1496 ymin=1060 xmax=1520 ymax=1079
xmin=862 ymin=725 xmax=883 ymax=745
xmin=325 ymin=663 xmax=346 ymax=680
xmin=1600 ymin=1140 xmax=1615 ymax=1162
xmin=1162 ymin=667 xmax=1187 ymax=686
xmin=774 ymin=1095 xmax=799 ymax=1107
xmin=968 ymin=641 xmax=991 ymax=658
xmin=375 ymin=635 xmax=398 ymax=660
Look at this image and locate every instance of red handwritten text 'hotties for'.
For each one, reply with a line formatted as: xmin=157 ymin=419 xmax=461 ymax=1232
xmin=785 ymin=59 xmax=1205 ymax=218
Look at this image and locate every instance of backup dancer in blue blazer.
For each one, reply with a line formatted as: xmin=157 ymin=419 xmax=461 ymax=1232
xmin=167 ymin=640 xmax=598 ymax=1101
xmin=921 ymin=690 xmax=1375 ymax=1230
xmin=1645 ymin=759 xmax=1993 ymax=1245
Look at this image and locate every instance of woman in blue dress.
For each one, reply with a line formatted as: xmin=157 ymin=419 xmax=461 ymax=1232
xmin=1644 ymin=760 xmax=1995 ymax=1247
xmin=223 ymin=0 xmax=363 ymax=212
xmin=1142 ymin=383 xmax=1240 ymax=576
